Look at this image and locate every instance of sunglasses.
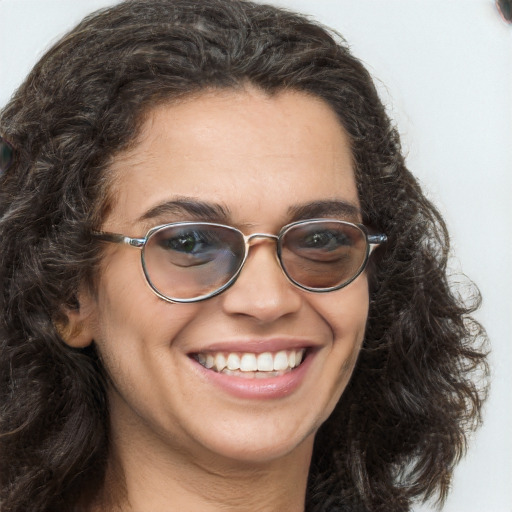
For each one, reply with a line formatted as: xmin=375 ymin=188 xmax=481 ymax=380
xmin=93 ymin=219 xmax=387 ymax=303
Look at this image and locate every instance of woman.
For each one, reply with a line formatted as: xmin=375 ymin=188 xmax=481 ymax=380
xmin=0 ymin=1 xmax=488 ymax=511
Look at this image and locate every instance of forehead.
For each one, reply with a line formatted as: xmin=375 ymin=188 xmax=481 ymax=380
xmin=106 ymin=87 xmax=359 ymax=231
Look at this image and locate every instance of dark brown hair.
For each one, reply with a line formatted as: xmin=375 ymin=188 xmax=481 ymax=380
xmin=0 ymin=1 xmax=488 ymax=511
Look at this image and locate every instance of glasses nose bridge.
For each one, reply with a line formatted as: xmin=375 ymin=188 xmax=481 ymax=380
xmin=239 ymin=232 xmax=285 ymax=285
xmin=245 ymin=232 xmax=279 ymax=250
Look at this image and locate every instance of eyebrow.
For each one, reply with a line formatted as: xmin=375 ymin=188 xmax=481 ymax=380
xmin=287 ymin=199 xmax=362 ymax=222
xmin=137 ymin=197 xmax=361 ymax=227
xmin=138 ymin=197 xmax=230 ymax=224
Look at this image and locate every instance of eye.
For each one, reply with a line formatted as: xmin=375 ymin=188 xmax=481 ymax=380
xmin=283 ymin=223 xmax=361 ymax=264
xmin=300 ymin=230 xmax=352 ymax=251
xmin=150 ymin=228 xmax=227 ymax=268
xmin=166 ymin=231 xmax=206 ymax=254
xmin=161 ymin=229 xmax=220 ymax=255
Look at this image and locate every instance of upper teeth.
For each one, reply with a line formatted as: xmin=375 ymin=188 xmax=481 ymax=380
xmin=195 ymin=349 xmax=305 ymax=373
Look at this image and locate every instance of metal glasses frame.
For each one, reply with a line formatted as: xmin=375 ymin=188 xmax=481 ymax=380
xmin=93 ymin=219 xmax=387 ymax=303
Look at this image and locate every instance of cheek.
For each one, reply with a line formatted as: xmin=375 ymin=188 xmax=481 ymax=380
xmin=90 ymin=279 xmax=204 ymax=433
xmin=316 ymin=274 xmax=370 ymax=343
xmin=313 ymin=274 xmax=369 ymax=382
xmin=91 ymin=251 xmax=202 ymax=364
xmin=298 ymin=276 xmax=369 ymax=429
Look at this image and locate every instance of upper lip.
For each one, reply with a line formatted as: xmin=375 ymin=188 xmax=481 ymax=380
xmin=187 ymin=337 xmax=321 ymax=355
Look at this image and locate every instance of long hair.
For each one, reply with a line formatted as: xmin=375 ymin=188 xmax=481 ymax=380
xmin=0 ymin=1 xmax=488 ymax=511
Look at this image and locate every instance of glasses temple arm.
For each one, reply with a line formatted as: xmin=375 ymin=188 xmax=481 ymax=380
xmin=93 ymin=231 xmax=146 ymax=248
xmin=367 ymin=233 xmax=387 ymax=254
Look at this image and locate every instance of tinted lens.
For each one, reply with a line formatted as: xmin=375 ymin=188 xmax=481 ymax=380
xmin=280 ymin=221 xmax=368 ymax=290
xmin=142 ymin=223 xmax=245 ymax=300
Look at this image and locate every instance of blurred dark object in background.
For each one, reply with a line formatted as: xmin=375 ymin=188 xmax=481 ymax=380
xmin=0 ymin=136 xmax=14 ymax=173
xmin=496 ymin=0 xmax=512 ymax=22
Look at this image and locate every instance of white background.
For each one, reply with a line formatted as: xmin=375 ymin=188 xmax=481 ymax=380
xmin=1 ymin=1 xmax=511 ymax=511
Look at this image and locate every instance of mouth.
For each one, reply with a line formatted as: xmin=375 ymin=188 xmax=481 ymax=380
xmin=192 ymin=348 xmax=306 ymax=379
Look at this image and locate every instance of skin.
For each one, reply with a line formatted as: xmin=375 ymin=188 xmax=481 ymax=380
xmin=67 ymin=87 xmax=370 ymax=512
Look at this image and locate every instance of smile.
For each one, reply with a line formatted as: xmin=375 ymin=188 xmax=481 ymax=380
xmin=193 ymin=349 xmax=305 ymax=378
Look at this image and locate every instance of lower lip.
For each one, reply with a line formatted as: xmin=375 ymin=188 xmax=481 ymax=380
xmin=191 ymin=351 xmax=314 ymax=400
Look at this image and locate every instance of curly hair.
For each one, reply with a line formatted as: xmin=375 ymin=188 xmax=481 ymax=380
xmin=0 ymin=1 xmax=488 ymax=511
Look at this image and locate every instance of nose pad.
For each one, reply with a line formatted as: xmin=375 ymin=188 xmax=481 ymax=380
xmin=220 ymin=235 xmax=302 ymax=322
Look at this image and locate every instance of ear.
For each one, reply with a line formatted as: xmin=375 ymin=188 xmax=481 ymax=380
xmin=56 ymin=289 xmax=97 ymax=348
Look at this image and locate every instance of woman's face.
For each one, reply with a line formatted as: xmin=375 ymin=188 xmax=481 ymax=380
xmin=76 ymin=88 xmax=369 ymax=467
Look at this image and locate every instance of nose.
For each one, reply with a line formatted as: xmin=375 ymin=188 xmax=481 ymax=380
xmin=220 ymin=236 xmax=303 ymax=323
